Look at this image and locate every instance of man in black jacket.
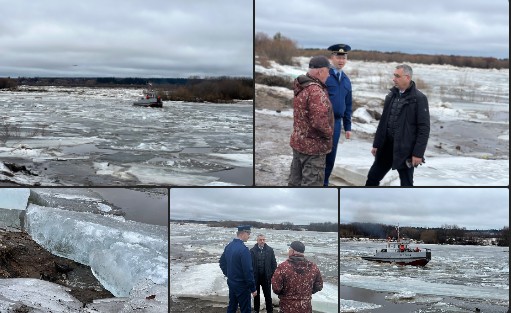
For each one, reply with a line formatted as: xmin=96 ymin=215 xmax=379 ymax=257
xmin=250 ymin=234 xmax=277 ymax=312
xmin=366 ymin=64 xmax=430 ymax=186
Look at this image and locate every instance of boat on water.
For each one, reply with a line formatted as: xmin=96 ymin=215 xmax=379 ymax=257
xmin=361 ymin=225 xmax=431 ymax=266
xmin=133 ymin=84 xmax=163 ymax=107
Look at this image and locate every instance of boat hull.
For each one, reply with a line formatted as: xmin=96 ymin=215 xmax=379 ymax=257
xmin=361 ymin=256 xmax=430 ymax=266
xmin=133 ymin=102 xmax=162 ymax=108
xmin=133 ymin=100 xmax=162 ymax=107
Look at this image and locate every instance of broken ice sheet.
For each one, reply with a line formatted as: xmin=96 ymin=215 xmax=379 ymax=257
xmin=26 ymin=204 xmax=168 ymax=297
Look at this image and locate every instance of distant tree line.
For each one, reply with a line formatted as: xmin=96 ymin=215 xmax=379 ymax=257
xmin=256 ymin=31 xmax=508 ymax=69
xmin=339 ymin=222 xmax=509 ymax=246
xmin=2 ymin=76 xmax=254 ymax=102
xmin=172 ymin=220 xmax=337 ymax=232
xmin=0 ymin=78 xmax=17 ymax=89
xmin=163 ymin=76 xmax=253 ymax=102
xmin=14 ymin=77 xmax=190 ymax=87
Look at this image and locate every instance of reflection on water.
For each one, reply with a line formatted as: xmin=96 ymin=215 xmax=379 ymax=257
xmin=93 ymin=188 xmax=168 ymax=226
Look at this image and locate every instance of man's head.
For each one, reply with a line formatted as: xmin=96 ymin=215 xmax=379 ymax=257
xmin=288 ymin=240 xmax=305 ymax=257
xmin=308 ymin=55 xmax=330 ymax=84
xmin=236 ymin=225 xmax=251 ymax=242
xmin=256 ymin=234 xmax=266 ymax=248
xmin=327 ymin=43 xmax=351 ymax=71
xmin=393 ymin=64 xmax=413 ymax=91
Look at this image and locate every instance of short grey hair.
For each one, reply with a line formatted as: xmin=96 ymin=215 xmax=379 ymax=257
xmin=396 ymin=64 xmax=413 ymax=78
xmin=257 ymin=234 xmax=265 ymax=238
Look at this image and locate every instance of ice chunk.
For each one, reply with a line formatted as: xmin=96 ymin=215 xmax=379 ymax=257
xmin=0 ymin=188 xmax=30 ymax=210
xmin=0 ymin=188 xmax=30 ymax=229
xmin=0 ymin=278 xmax=83 ymax=312
xmin=340 ymin=299 xmax=381 ymax=312
xmin=170 ymin=262 xmax=337 ymax=313
xmin=26 ymin=204 xmax=168 ymax=297
xmin=86 ymin=279 xmax=168 ymax=313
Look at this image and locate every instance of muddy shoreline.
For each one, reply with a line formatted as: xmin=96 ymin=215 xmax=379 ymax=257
xmin=170 ymin=295 xmax=326 ymax=313
xmin=0 ymin=229 xmax=113 ymax=304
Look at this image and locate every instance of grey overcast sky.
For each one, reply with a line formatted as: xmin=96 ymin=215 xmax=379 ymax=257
xmin=170 ymin=188 xmax=338 ymax=225
xmin=256 ymin=0 xmax=509 ymax=58
xmin=341 ymin=188 xmax=509 ymax=230
xmin=0 ymin=0 xmax=253 ymax=78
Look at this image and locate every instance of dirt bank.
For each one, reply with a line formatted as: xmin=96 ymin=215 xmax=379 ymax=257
xmin=0 ymin=229 xmax=113 ymax=304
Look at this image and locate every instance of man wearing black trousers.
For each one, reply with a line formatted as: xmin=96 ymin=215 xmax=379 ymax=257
xmin=366 ymin=64 xmax=430 ymax=186
xmin=250 ymin=234 xmax=277 ymax=312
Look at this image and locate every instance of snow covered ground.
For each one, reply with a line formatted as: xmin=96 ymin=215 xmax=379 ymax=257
xmin=255 ymin=58 xmax=509 ymax=186
xmin=0 ymin=87 xmax=253 ymax=186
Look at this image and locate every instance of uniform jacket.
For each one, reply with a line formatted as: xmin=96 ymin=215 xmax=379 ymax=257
xmin=373 ymin=81 xmax=430 ymax=169
xmin=271 ymin=256 xmax=323 ymax=313
xmin=250 ymin=244 xmax=277 ymax=284
xmin=290 ymin=74 xmax=334 ymax=155
xmin=220 ymin=238 xmax=256 ymax=293
xmin=325 ymin=68 xmax=352 ymax=131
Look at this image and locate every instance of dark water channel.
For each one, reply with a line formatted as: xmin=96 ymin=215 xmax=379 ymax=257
xmin=92 ymin=188 xmax=168 ymax=226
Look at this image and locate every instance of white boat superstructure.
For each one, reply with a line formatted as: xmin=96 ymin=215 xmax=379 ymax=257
xmin=133 ymin=83 xmax=162 ymax=107
xmin=361 ymin=225 xmax=431 ymax=266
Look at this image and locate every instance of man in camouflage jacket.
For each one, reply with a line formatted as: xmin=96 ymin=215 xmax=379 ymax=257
xmin=289 ymin=55 xmax=335 ymax=186
xmin=271 ymin=241 xmax=323 ymax=313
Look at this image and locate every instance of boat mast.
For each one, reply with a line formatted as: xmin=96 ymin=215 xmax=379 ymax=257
xmin=396 ymin=224 xmax=400 ymax=243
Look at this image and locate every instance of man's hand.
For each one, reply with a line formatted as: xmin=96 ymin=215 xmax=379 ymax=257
xmin=345 ymin=131 xmax=351 ymax=140
xmin=371 ymin=147 xmax=377 ymax=157
xmin=412 ymin=156 xmax=423 ymax=167
xmin=252 ymin=291 xmax=258 ymax=297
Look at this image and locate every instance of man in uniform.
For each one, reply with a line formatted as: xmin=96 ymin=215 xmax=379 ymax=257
xmin=324 ymin=43 xmax=353 ymax=186
xmin=250 ymin=234 xmax=277 ymax=312
xmin=220 ymin=225 xmax=257 ymax=313
xmin=271 ymin=241 xmax=323 ymax=313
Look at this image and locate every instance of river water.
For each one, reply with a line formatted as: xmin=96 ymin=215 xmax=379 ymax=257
xmin=340 ymin=240 xmax=509 ymax=312
xmin=0 ymin=86 xmax=253 ymax=186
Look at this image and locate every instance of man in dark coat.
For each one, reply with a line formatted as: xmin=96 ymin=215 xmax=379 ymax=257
xmin=366 ymin=64 xmax=430 ymax=186
xmin=220 ymin=225 xmax=257 ymax=313
xmin=271 ymin=241 xmax=323 ymax=313
xmin=250 ymin=234 xmax=277 ymax=312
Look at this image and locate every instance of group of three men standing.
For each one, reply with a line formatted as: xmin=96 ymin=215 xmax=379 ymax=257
xmin=288 ymin=43 xmax=430 ymax=186
xmin=220 ymin=225 xmax=323 ymax=313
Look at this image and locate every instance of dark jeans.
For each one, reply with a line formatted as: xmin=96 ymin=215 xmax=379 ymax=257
xmin=366 ymin=139 xmax=414 ymax=186
xmin=227 ymin=282 xmax=251 ymax=313
xmin=324 ymin=118 xmax=342 ymax=186
xmin=254 ymin=275 xmax=273 ymax=312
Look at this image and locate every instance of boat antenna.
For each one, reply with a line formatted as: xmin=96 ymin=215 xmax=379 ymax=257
xmin=396 ymin=224 xmax=400 ymax=242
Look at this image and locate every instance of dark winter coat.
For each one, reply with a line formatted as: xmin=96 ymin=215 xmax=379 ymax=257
xmin=220 ymin=238 xmax=256 ymax=293
xmin=290 ymin=74 xmax=334 ymax=155
xmin=325 ymin=68 xmax=352 ymax=131
xmin=271 ymin=256 xmax=323 ymax=313
xmin=250 ymin=244 xmax=277 ymax=284
xmin=373 ymin=81 xmax=430 ymax=169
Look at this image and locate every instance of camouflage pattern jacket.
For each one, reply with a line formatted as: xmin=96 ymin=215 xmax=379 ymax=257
xmin=290 ymin=74 xmax=334 ymax=155
xmin=271 ymin=255 xmax=323 ymax=313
